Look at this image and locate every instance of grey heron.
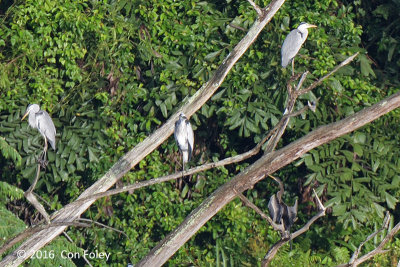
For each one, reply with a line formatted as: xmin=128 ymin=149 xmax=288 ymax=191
xmin=22 ymin=104 xmax=56 ymax=165
xmin=281 ymin=22 xmax=317 ymax=75
xmin=268 ymin=175 xmax=298 ymax=247
xmin=174 ymin=112 xmax=194 ymax=173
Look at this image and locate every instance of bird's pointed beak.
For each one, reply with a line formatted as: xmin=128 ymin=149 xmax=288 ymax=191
xmin=21 ymin=111 xmax=29 ymax=121
xmin=308 ymin=24 xmax=317 ymax=28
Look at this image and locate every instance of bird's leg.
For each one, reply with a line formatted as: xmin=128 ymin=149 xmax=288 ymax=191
xmin=38 ymin=137 xmax=49 ymax=168
xmin=180 ymin=156 xmax=184 ymax=188
xmin=291 ymin=59 xmax=295 ymax=76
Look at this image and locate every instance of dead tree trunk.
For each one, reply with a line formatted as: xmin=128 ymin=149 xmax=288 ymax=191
xmin=0 ymin=0 xmax=286 ymax=266
xmin=137 ymin=91 xmax=400 ymax=266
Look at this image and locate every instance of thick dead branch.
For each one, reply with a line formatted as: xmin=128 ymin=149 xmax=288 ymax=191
xmin=0 ymin=222 xmax=90 ymax=256
xmin=0 ymin=1 xmax=287 ymax=266
xmin=262 ymin=189 xmax=326 ymax=266
xmin=69 ymin=104 xmax=307 ymax=205
xmin=337 ymin=212 xmax=400 ymax=267
xmin=0 ymin=100 xmax=307 ymax=258
xmin=137 ymin=87 xmax=400 ymax=265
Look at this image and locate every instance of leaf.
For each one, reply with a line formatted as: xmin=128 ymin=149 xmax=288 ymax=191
xmin=211 ymin=88 xmax=226 ymax=101
xmin=372 ymin=159 xmax=380 ymax=172
xmin=373 ymin=202 xmax=385 ymax=218
xmin=88 ymin=147 xmax=99 ymax=163
xmin=204 ymin=49 xmax=222 ymax=61
xmin=353 ymin=144 xmax=363 ymax=157
xmin=353 ymin=132 xmax=366 ymax=144
xmin=359 ymin=54 xmax=376 ymax=78
xmin=21 ymin=165 xmax=37 ymax=178
xmin=333 ymin=204 xmax=347 ymax=216
xmin=160 ymin=102 xmax=167 ymax=118
xmin=385 ymin=192 xmax=397 ymax=209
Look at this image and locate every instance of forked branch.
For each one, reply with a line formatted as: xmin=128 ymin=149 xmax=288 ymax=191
xmin=337 ymin=212 xmax=400 ymax=267
xmin=261 ymin=189 xmax=326 ymax=266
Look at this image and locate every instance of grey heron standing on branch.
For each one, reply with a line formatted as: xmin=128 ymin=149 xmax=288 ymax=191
xmin=22 ymin=104 xmax=56 ymax=166
xmin=174 ymin=113 xmax=194 ymax=173
xmin=281 ymin=22 xmax=317 ymax=75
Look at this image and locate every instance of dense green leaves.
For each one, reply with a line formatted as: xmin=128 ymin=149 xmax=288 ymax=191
xmin=0 ymin=0 xmax=400 ymax=266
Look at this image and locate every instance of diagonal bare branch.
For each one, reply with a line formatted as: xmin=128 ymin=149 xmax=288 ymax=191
xmin=336 ymin=212 xmax=400 ymax=267
xmin=136 ymin=53 xmax=393 ymax=266
xmin=0 ymin=1 xmax=288 ymax=266
xmin=237 ymin=192 xmax=284 ymax=231
xmin=247 ymin=0 xmax=263 ymax=16
xmin=262 ymin=189 xmax=326 ymax=266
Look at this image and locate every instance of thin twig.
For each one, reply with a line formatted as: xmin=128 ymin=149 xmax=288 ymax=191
xmin=24 ymin=164 xmax=50 ymax=224
xmin=336 ymin=212 xmax=400 ymax=267
xmin=297 ymin=53 xmax=359 ymax=95
xmin=62 ymin=232 xmax=94 ymax=267
xmin=247 ymin=0 xmax=263 ymax=16
xmin=349 ymin=212 xmax=390 ymax=264
xmin=77 ymin=218 xmax=130 ymax=240
xmin=237 ymin=192 xmax=283 ymax=231
xmin=65 ymin=106 xmax=308 ymax=208
xmin=262 ymin=189 xmax=326 ymax=267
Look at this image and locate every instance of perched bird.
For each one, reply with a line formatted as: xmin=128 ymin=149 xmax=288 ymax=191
xmin=22 ymin=104 xmax=56 ymax=164
xmin=281 ymin=22 xmax=317 ymax=75
xmin=268 ymin=175 xmax=298 ymax=247
xmin=174 ymin=113 xmax=194 ymax=172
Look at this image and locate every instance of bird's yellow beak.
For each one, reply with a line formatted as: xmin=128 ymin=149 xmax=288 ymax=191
xmin=21 ymin=111 xmax=29 ymax=121
xmin=308 ymin=24 xmax=317 ymax=28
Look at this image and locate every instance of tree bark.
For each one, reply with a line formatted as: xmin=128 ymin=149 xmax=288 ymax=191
xmin=137 ymin=91 xmax=400 ymax=266
xmin=0 ymin=0 xmax=286 ymax=266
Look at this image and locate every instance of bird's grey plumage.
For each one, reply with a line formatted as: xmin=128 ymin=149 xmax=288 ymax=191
xmin=23 ymin=104 xmax=56 ymax=150
xmin=268 ymin=194 xmax=283 ymax=224
xmin=268 ymin=176 xmax=298 ymax=243
xmin=174 ymin=113 xmax=194 ymax=170
xmin=281 ymin=22 xmax=317 ymax=68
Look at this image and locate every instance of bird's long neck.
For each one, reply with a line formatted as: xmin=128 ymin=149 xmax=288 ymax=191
xmin=299 ymin=28 xmax=309 ymax=40
xmin=28 ymin=112 xmax=37 ymax=129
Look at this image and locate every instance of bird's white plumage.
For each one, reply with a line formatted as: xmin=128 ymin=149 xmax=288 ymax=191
xmin=281 ymin=22 xmax=316 ymax=68
xmin=23 ymin=104 xmax=56 ymax=150
xmin=174 ymin=113 xmax=194 ymax=169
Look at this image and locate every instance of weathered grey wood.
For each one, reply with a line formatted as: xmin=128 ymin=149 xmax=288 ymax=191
xmin=137 ymin=91 xmax=400 ymax=266
xmin=0 ymin=1 xmax=286 ymax=266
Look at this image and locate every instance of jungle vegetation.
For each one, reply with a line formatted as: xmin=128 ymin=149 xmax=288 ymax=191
xmin=1 ymin=0 xmax=400 ymax=266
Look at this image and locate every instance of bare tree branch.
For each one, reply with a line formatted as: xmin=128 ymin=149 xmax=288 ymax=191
xmin=70 ymin=104 xmax=309 ymax=206
xmin=262 ymin=189 xmax=326 ymax=266
xmin=337 ymin=212 xmax=400 ymax=267
xmin=247 ymin=0 xmax=263 ymax=16
xmin=349 ymin=212 xmax=390 ymax=264
xmin=0 ymin=1 xmax=287 ymax=266
xmin=24 ymin=164 xmax=50 ymax=224
xmin=297 ymin=53 xmax=359 ymax=96
xmin=77 ymin=218 xmax=130 ymax=240
xmin=237 ymin=192 xmax=283 ymax=231
xmin=0 ymin=221 xmax=90 ymax=256
xmin=137 ymin=88 xmax=400 ymax=265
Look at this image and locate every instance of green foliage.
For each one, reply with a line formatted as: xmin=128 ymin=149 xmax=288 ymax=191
xmin=0 ymin=136 xmax=21 ymax=166
xmin=0 ymin=206 xmax=26 ymax=247
xmin=0 ymin=0 xmax=399 ymax=266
